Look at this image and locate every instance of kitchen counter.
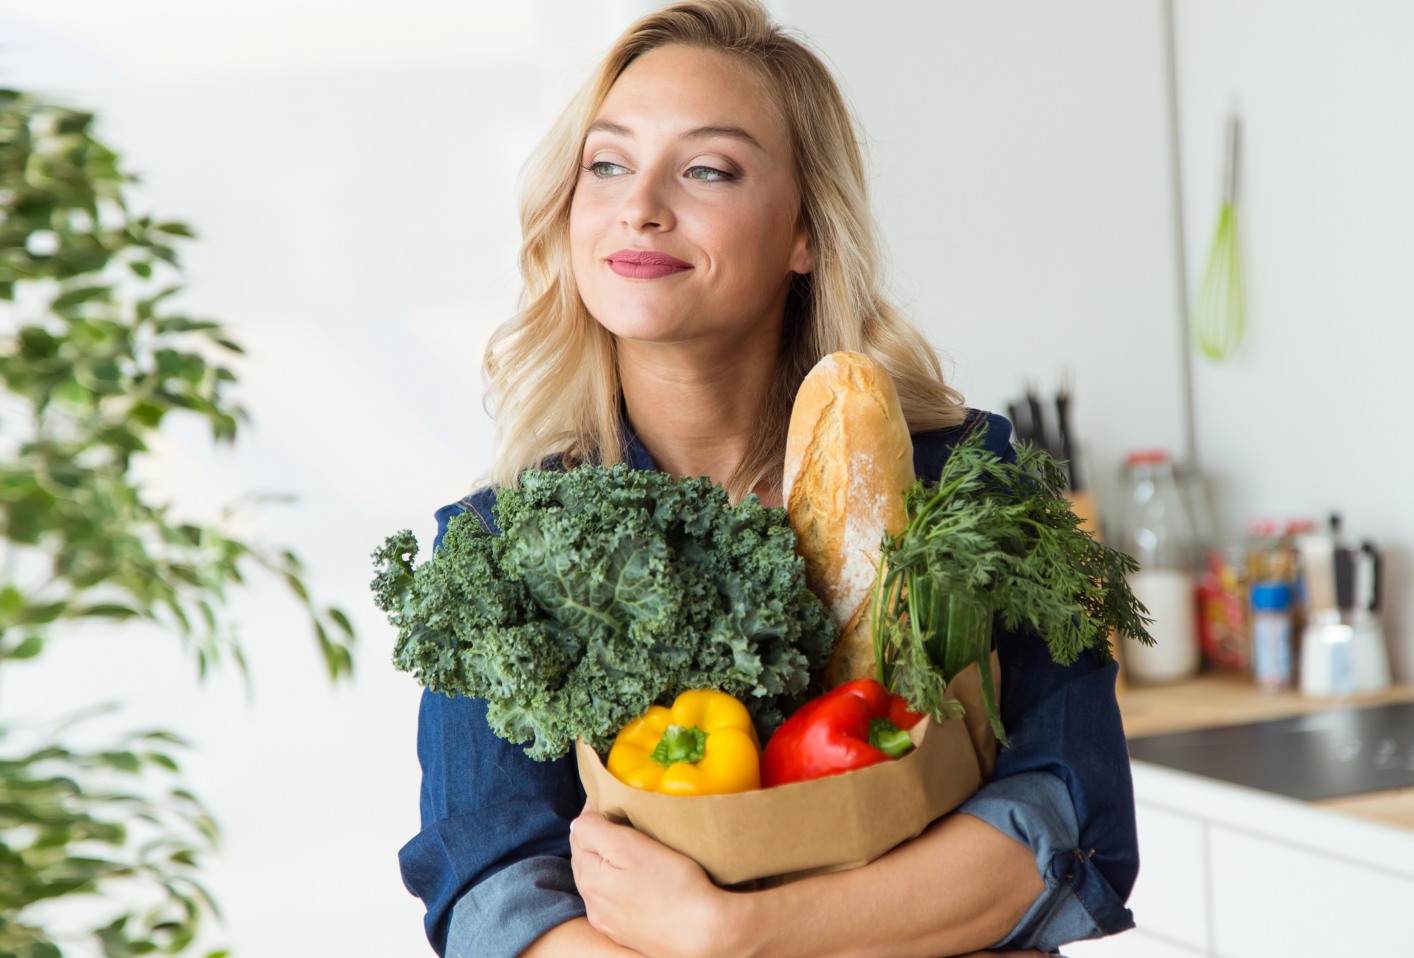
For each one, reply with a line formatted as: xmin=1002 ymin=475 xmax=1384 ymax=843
xmin=1117 ymin=671 xmax=1414 ymax=830
xmin=1065 ymin=758 xmax=1414 ymax=958
xmin=1116 ymin=669 xmax=1414 ymax=737
xmin=1062 ymin=672 xmax=1414 ymax=957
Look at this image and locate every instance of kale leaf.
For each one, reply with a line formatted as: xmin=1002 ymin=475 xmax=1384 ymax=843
xmin=371 ymin=464 xmax=837 ymax=760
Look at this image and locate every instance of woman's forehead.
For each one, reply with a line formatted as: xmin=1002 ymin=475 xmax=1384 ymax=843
xmin=592 ymin=44 xmax=789 ymax=152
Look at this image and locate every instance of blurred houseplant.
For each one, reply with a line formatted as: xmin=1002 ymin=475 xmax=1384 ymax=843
xmin=0 ymin=88 xmax=355 ymax=956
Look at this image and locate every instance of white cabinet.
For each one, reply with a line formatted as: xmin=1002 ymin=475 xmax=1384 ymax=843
xmin=1209 ymin=825 xmax=1414 ymax=956
xmin=1065 ymin=761 xmax=1414 ymax=958
xmin=1065 ymin=929 xmax=1205 ymax=958
xmin=1126 ymin=804 xmax=1209 ymax=951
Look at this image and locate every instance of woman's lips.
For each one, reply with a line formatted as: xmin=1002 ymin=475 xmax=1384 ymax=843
xmin=607 ymin=249 xmax=693 ymax=279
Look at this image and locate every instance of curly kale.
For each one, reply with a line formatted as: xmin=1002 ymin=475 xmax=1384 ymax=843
xmin=371 ymin=464 xmax=837 ymax=760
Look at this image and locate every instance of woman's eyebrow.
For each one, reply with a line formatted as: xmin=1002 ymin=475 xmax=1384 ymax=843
xmin=586 ymin=120 xmax=634 ymax=139
xmin=586 ymin=120 xmax=763 ymax=151
xmin=681 ymin=125 xmax=763 ymax=150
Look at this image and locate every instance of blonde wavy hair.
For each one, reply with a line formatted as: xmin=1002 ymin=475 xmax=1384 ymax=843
xmin=482 ymin=0 xmax=965 ymax=500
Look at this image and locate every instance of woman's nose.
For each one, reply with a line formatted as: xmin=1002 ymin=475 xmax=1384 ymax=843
xmin=618 ymin=173 xmax=675 ymax=233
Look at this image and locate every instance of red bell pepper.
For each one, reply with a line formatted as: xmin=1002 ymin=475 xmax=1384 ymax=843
xmin=761 ymin=678 xmax=924 ymax=787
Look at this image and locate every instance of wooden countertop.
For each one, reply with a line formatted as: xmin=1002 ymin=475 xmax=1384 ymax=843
xmin=1117 ymin=670 xmax=1414 ymax=831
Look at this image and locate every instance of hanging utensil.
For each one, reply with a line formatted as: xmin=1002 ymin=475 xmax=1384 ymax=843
xmin=1193 ymin=112 xmax=1247 ymax=361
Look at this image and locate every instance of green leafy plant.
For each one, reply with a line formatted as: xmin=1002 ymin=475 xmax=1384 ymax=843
xmin=0 ymin=712 xmax=219 ymax=958
xmin=873 ymin=428 xmax=1153 ymax=744
xmin=0 ymin=87 xmax=355 ymax=956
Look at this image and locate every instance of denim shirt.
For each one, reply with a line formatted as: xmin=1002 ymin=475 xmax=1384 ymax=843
xmin=398 ymin=410 xmax=1138 ymax=956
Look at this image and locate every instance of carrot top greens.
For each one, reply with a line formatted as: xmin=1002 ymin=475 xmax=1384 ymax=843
xmin=873 ymin=428 xmax=1153 ymax=744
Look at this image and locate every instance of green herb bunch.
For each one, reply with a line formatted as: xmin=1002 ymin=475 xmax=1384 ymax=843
xmin=874 ymin=428 xmax=1152 ymax=743
xmin=372 ymin=463 xmax=837 ymax=760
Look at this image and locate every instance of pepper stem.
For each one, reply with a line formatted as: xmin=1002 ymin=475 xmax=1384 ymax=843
xmin=869 ymin=718 xmax=914 ymax=759
xmin=650 ymin=724 xmax=709 ymax=767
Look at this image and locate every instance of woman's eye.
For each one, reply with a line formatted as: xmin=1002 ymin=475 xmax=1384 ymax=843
xmin=685 ymin=165 xmax=733 ymax=182
xmin=585 ymin=160 xmax=628 ymax=178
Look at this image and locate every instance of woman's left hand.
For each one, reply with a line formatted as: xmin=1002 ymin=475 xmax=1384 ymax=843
xmin=570 ymin=803 xmax=738 ymax=958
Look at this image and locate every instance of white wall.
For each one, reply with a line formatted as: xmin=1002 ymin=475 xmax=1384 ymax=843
xmin=777 ymin=0 xmax=1189 ymax=521
xmin=1172 ymin=0 xmax=1414 ymax=677
xmin=2 ymin=0 xmax=1410 ymax=955
xmin=782 ymin=0 xmax=1414 ymax=677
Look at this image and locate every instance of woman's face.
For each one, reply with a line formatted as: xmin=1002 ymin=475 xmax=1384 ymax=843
xmin=569 ymin=44 xmax=812 ymax=354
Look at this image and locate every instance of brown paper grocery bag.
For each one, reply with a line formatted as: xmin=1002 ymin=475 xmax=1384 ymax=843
xmin=577 ymin=654 xmax=999 ymax=887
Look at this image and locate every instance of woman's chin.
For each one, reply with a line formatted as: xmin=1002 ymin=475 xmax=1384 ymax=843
xmin=590 ymin=313 xmax=695 ymax=347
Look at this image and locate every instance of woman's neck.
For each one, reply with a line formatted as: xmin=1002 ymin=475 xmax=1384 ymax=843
xmin=617 ymin=340 xmax=780 ymax=504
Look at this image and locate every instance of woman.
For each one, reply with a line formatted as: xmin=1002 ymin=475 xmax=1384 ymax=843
xmin=399 ymin=2 xmax=1138 ymax=956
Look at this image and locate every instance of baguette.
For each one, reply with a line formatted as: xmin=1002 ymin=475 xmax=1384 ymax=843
xmin=784 ymin=352 xmax=915 ymax=688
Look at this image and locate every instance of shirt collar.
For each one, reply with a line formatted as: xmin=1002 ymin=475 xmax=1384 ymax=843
xmin=621 ymin=418 xmax=658 ymax=472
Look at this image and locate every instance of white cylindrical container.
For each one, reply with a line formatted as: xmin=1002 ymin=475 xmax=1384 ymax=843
xmin=1349 ymin=614 xmax=1391 ymax=695
xmin=1300 ymin=612 xmax=1355 ymax=698
xmin=1124 ymin=567 xmax=1200 ymax=682
xmin=1117 ymin=451 xmax=1202 ymax=683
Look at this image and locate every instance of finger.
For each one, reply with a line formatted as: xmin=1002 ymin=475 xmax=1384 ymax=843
xmin=569 ymin=804 xmax=610 ymax=863
xmin=570 ymin=813 xmax=631 ymax=891
xmin=569 ymin=817 xmax=607 ymax=884
xmin=570 ymin=808 xmax=643 ymax=865
xmin=569 ymin=812 xmax=610 ymax=864
xmin=570 ymin=836 xmax=615 ymax=914
xmin=569 ymin=843 xmax=595 ymax=900
xmin=570 ymin=833 xmax=627 ymax=938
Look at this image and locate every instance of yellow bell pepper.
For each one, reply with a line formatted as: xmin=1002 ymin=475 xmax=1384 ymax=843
xmin=606 ymin=689 xmax=761 ymax=796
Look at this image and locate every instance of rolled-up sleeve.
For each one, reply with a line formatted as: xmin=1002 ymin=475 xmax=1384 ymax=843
xmin=958 ymin=628 xmax=1138 ymax=952
xmin=400 ymin=689 xmax=587 ymax=957
xmin=445 ymin=856 xmax=585 ymax=958
xmin=399 ymin=496 xmax=588 ymax=957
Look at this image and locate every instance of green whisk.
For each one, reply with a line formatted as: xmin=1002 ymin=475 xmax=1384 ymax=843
xmin=1193 ymin=113 xmax=1246 ymax=361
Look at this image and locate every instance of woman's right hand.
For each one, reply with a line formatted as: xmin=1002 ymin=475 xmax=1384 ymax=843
xmin=570 ymin=804 xmax=736 ymax=958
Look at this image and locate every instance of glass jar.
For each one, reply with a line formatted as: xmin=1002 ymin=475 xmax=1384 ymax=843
xmin=1117 ymin=450 xmax=1201 ymax=683
xmin=1197 ymin=543 xmax=1250 ymax=672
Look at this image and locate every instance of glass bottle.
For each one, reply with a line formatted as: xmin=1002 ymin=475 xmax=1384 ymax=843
xmin=1117 ymin=450 xmax=1201 ymax=683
